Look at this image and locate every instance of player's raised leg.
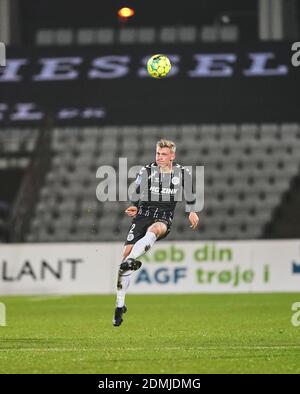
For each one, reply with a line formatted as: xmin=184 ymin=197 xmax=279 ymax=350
xmin=113 ymin=222 xmax=167 ymax=327
xmin=116 ymin=244 xmax=133 ymax=302
xmin=124 ymin=221 xmax=167 ymax=263
xmin=113 ymin=244 xmax=133 ymax=327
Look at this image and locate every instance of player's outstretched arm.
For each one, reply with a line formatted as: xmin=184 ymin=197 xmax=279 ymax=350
xmin=189 ymin=212 xmax=199 ymax=230
xmin=125 ymin=206 xmax=138 ymax=217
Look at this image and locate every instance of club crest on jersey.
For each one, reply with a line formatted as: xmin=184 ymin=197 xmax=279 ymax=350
xmin=171 ymin=176 xmax=180 ymax=185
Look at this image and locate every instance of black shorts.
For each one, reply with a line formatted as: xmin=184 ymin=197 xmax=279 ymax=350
xmin=124 ymin=215 xmax=172 ymax=245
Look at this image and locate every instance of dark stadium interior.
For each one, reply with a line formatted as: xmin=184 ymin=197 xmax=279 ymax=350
xmin=0 ymin=0 xmax=300 ymax=243
xmin=19 ymin=0 xmax=258 ymax=31
xmin=1 ymin=0 xmax=300 ymax=377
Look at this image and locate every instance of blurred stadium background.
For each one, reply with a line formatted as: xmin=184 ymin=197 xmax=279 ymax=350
xmin=0 ymin=0 xmax=299 ymax=244
xmin=0 ymin=0 xmax=300 ymax=374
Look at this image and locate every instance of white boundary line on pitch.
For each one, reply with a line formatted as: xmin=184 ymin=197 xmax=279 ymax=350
xmin=0 ymin=345 xmax=300 ymax=352
xmin=26 ymin=296 xmax=73 ymax=302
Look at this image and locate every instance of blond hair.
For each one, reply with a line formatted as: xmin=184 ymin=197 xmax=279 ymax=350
xmin=156 ymin=139 xmax=176 ymax=153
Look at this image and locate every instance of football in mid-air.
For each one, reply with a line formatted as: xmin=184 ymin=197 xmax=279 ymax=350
xmin=147 ymin=54 xmax=171 ymax=79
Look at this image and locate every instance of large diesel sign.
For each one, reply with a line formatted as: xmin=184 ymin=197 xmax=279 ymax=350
xmin=0 ymin=43 xmax=298 ymax=125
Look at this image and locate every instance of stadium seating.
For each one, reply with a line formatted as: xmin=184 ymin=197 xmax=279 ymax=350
xmin=0 ymin=128 xmax=38 ymax=157
xmin=35 ymin=25 xmax=239 ymax=46
xmin=23 ymin=123 xmax=300 ymax=242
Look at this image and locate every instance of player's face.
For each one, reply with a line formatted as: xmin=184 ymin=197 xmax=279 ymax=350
xmin=156 ymin=147 xmax=175 ymax=168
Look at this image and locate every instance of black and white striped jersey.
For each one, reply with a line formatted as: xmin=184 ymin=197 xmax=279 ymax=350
xmin=129 ymin=162 xmax=196 ymax=220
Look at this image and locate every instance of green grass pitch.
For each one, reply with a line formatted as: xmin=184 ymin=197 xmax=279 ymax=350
xmin=0 ymin=293 xmax=299 ymax=374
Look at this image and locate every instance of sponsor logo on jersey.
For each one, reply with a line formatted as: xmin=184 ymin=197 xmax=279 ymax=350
xmin=150 ymin=186 xmax=177 ymax=194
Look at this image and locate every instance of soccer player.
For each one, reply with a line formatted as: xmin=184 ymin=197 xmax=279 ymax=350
xmin=113 ymin=139 xmax=200 ymax=326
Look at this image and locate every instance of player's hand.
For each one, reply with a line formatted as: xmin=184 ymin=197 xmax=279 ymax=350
xmin=125 ymin=206 xmax=138 ymax=218
xmin=189 ymin=212 xmax=199 ymax=230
